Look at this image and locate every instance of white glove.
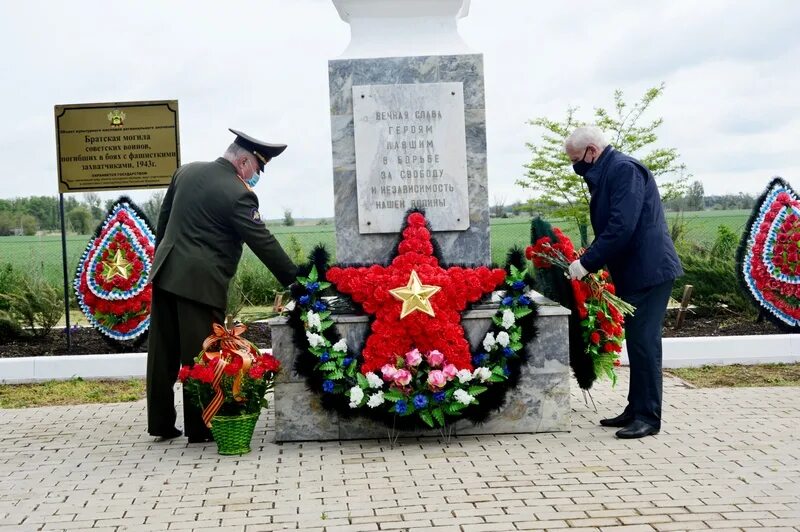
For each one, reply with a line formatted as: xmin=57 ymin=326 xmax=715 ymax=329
xmin=568 ymin=260 xmax=589 ymax=280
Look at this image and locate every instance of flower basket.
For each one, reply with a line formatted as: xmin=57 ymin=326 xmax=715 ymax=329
xmin=209 ymin=411 xmax=261 ymax=455
xmin=178 ymin=320 xmax=280 ymax=455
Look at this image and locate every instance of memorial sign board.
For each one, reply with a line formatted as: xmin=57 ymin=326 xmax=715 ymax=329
xmin=54 ymin=100 xmax=179 ymax=193
xmin=352 ymin=82 xmax=468 ymax=233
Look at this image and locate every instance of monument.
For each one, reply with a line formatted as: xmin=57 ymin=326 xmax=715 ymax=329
xmin=268 ymin=0 xmax=571 ymax=441
xmin=329 ymin=0 xmax=490 ymax=265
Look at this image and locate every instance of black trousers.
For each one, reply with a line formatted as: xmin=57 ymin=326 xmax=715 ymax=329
xmin=146 ymin=285 xmax=223 ymax=440
xmin=621 ymin=279 xmax=674 ymax=430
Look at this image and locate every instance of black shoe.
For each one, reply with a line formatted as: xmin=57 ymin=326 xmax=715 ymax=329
xmin=615 ymin=420 xmax=659 ymax=439
xmin=187 ymin=434 xmax=214 ymax=443
xmin=599 ymin=412 xmax=633 ymax=427
xmin=151 ymin=427 xmax=182 ymax=441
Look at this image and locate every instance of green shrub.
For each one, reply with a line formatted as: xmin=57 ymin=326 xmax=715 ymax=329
xmin=0 ymin=263 xmax=24 ymax=312
xmin=0 ymin=310 xmax=22 ymax=342
xmin=287 ymin=235 xmax=305 ymax=264
xmin=710 ymin=225 xmax=738 ymax=261
xmin=674 ymin=224 xmax=751 ymax=313
xmin=234 ymin=258 xmax=281 ymax=306
xmin=0 ymin=272 xmax=63 ymax=337
xmin=226 ymin=277 xmax=245 ymax=321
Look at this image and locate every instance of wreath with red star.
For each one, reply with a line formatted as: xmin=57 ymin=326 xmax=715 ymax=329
xmin=73 ymin=196 xmax=155 ymax=346
xmin=288 ymin=210 xmax=539 ymax=430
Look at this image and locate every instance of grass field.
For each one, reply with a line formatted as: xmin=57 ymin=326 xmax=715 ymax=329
xmin=0 ymin=210 xmax=751 ymax=288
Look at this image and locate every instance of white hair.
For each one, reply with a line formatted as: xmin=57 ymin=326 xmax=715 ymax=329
xmin=223 ymin=142 xmax=250 ymax=163
xmin=565 ymin=126 xmax=609 ymax=151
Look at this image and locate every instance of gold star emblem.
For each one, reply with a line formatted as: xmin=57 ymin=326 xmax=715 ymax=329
xmin=389 ymin=270 xmax=441 ymax=319
xmin=103 ymin=248 xmax=131 ymax=281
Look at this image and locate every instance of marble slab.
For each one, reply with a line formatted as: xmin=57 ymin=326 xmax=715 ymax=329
xmin=352 ymin=82 xmax=469 ymax=233
xmin=330 ymin=54 xmax=489 ymax=265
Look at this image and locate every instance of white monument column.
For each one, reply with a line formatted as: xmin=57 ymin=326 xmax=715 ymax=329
xmin=333 ymin=0 xmax=472 ymax=58
xmin=329 ymin=0 xmax=491 ymax=266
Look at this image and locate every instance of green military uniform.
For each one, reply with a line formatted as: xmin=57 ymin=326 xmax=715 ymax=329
xmin=146 ymin=156 xmax=297 ymax=441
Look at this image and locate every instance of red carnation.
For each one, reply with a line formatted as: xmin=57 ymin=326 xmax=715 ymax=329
xmin=248 ymin=365 xmax=266 ymax=379
xmin=590 ymin=331 xmax=601 ymax=344
xmin=603 ymin=342 xmax=616 ymax=353
xmin=178 ymin=366 xmax=191 ymax=382
xmin=223 ymin=355 xmax=243 ymax=376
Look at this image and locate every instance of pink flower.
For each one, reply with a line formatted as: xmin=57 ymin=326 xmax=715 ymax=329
xmin=393 ymin=369 xmax=412 ymax=386
xmin=381 ymin=364 xmax=398 ymax=381
xmin=426 ymin=349 xmax=445 ymax=367
xmin=442 ymin=364 xmax=458 ymax=380
xmin=405 ymin=348 xmax=423 ymax=367
xmin=427 ymin=370 xmax=447 ymax=388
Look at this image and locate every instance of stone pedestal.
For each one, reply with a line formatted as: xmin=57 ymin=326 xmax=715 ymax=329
xmin=268 ymin=292 xmax=571 ymax=442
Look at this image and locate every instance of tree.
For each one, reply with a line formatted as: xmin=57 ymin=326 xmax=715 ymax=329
xmin=490 ymin=195 xmax=507 ymax=218
xmin=518 ymin=84 xmax=689 ymax=245
xmin=82 ymin=192 xmax=103 ymax=222
xmin=0 ymin=211 xmax=14 ymax=236
xmin=283 ymin=208 xmax=295 ymax=227
xmin=141 ymin=190 xmax=165 ymax=227
xmin=67 ymin=206 xmax=92 ymax=234
xmin=20 ymin=215 xmax=38 ymax=236
xmin=686 ymin=180 xmax=705 ymax=211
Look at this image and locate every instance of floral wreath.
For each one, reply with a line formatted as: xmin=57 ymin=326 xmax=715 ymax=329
xmin=73 ymin=197 xmax=155 ymax=343
xmin=736 ymin=177 xmax=800 ymax=330
xmin=287 ymin=210 xmax=539 ymax=430
xmin=526 ymin=224 xmax=632 ymax=387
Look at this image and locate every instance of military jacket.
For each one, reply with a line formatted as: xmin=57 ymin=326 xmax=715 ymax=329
xmin=150 ymin=157 xmax=297 ymax=309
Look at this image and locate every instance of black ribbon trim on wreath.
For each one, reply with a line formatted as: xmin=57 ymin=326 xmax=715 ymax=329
xmin=287 ymin=209 xmax=540 ymax=431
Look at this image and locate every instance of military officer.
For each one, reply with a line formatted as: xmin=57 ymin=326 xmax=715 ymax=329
xmin=147 ymin=129 xmax=298 ymax=443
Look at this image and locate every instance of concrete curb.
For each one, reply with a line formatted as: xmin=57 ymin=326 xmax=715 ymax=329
xmin=1 ymin=336 xmax=798 ymax=384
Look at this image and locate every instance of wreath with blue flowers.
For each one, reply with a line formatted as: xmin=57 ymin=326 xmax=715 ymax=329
xmin=287 ymin=210 xmax=539 ymax=430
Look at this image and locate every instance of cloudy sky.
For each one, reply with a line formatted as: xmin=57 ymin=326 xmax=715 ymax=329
xmin=1 ymin=0 xmax=798 ymax=218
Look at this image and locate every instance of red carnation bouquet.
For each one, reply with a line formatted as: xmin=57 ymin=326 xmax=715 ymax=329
xmin=526 ymin=228 xmax=634 ymax=384
xmin=178 ymin=322 xmax=280 ymax=426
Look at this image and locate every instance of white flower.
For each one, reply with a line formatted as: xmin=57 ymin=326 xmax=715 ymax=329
xmin=348 ymin=386 xmax=364 ymax=408
xmin=306 ymin=331 xmax=325 ymax=348
xmin=306 ymin=311 xmax=322 ymax=331
xmin=367 ymin=391 xmax=385 ymax=408
xmin=453 ymin=389 xmax=475 ymax=405
xmin=332 ymin=338 xmax=348 ymax=353
xmin=496 ymin=331 xmax=510 ymax=348
xmin=456 ymin=369 xmax=473 ymax=383
xmin=365 ymin=372 xmax=384 ymax=389
xmin=473 ymin=366 xmax=492 ymax=383
xmin=482 ymin=332 xmax=496 ymax=352
xmin=501 ymin=309 xmax=515 ymax=330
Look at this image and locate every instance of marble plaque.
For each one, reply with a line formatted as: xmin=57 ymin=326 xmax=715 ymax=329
xmin=352 ymin=82 xmax=469 ymax=233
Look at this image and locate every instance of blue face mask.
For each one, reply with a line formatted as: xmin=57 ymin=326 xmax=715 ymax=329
xmin=245 ymin=159 xmax=262 ymax=187
xmin=246 ymin=172 xmax=261 ymax=188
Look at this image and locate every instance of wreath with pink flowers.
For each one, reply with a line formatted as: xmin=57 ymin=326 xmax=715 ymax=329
xmin=287 ymin=210 xmax=539 ymax=430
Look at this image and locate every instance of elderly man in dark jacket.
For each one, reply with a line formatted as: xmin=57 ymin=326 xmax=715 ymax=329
xmin=565 ymin=126 xmax=683 ymax=439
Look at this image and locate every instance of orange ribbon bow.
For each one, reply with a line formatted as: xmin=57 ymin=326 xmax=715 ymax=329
xmin=200 ymin=322 xmax=256 ymax=428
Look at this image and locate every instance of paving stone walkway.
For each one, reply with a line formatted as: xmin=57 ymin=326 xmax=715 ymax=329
xmin=1 ymin=369 xmax=799 ymax=531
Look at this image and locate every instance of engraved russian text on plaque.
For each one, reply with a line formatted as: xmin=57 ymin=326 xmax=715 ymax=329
xmin=352 ymin=82 xmax=469 ymax=234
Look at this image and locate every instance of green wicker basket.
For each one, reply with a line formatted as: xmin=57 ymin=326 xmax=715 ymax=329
xmin=209 ymin=412 xmax=260 ymax=455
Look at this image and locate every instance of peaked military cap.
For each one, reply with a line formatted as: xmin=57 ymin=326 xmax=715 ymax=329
xmin=229 ymin=128 xmax=287 ymax=171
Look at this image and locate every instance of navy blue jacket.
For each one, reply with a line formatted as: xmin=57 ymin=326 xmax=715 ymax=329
xmin=578 ymin=146 xmax=683 ymax=297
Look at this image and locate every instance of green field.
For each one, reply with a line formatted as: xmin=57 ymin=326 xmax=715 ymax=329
xmin=0 ymin=210 xmax=751 ymax=288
